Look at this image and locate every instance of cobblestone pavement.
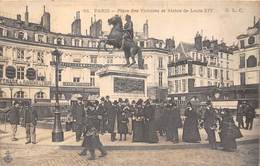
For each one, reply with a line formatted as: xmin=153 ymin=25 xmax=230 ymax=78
xmin=0 ymin=143 xmax=259 ymax=166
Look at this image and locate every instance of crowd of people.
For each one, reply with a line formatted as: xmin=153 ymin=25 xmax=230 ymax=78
xmin=65 ymin=96 xmax=255 ymax=160
xmin=3 ymin=96 xmax=256 ymax=161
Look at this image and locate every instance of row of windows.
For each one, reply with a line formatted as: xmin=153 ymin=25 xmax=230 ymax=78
xmin=0 ymin=47 xmax=45 ymax=64
xmin=206 ymin=67 xmax=229 ymax=80
xmin=0 ymin=90 xmax=46 ymax=99
xmin=0 ymin=65 xmax=46 ymax=81
xmin=58 ymin=70 xmax=96 ymax=86
xmin=0 ymin=65 xmax=25 ymax=79
xmin=0 ymin=28 xmax=100 ymax=48
xmin=3 ymin=47 xmax=118 ymax=65
xmin=171 ymin=79 xmax=186 ymax=93
xmin=168 ymin=65 xmax=186 ymax=76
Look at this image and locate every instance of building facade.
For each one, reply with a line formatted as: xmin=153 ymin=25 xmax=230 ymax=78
xmin=168 ymin=32 xmax=234 ymax=101
xmin=232 ymin=17 xmax=260 ymax=86
xmin=0 ymin=7 xmax=169 ymax=105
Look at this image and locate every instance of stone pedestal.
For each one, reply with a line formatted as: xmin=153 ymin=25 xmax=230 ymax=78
xmin=96 ymin=66 xmax=148 ymax=101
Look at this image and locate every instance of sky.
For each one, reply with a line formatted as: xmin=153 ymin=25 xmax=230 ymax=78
xmin=0 ymin=0 xmax=259 ymax=45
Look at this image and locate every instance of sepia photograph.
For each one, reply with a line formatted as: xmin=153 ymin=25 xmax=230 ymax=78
xmin=0 ymin=0 xmax=259 ymax=165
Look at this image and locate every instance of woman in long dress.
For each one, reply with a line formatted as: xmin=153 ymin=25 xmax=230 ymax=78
xmin=182 ymin=102 xmax=201 ymax=143
xmin=220 ymin=109 xmax=243 ymax=152
xmin=132 ymin=99 xmax=145 ymax=142
xmin=143 ymin=100 xmax=159 ymax=143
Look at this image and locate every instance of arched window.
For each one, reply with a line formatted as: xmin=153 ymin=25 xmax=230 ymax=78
xmin=35 ymin=91 xmax=45 ymax=99
xmin=14 ymin=91 xmax=25 ymax=98
xmin=247 ymin=55 xmax=257 ymax=68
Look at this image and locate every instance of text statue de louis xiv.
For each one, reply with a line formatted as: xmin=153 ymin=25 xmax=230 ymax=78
xmin=98 ymin=14 xmax=144 ymax=69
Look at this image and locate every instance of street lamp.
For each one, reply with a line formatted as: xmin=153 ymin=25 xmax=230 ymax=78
xmin=51 ymin=38 xmax=64 ymax=142
xmin=9 ymin=81 xmax=13 ymax=105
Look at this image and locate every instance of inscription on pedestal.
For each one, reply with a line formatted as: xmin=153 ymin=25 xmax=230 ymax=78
xmin=114 ymin=77 xmax=144 ymax=94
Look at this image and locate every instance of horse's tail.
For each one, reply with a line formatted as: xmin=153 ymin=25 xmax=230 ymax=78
xmin=137 ymin=47 xmax=144 ymax=69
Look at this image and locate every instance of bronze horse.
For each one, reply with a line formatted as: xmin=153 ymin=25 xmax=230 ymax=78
xmin=98 ymin=15 xmax=144 ymax=69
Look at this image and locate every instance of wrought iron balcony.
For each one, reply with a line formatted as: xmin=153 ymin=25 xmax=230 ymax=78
xmin=63 ymin=82 xmax=91 ymax=87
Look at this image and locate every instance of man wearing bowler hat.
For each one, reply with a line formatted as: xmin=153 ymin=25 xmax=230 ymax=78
xmin=22 ymin=100 xmax=38 ymax=144
xmin=74 ymin=97 xmax=86 ymax=142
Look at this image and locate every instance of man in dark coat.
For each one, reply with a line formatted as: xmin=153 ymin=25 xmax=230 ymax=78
xmin=204 ymin=101 xmax=217 ymax=149
xmin=107 ymin=100 xmax=118 ymax=141
xmin=236 ymin=101 xmax=245 ymax=129
xmin=7 ymin=101 xmax=21 ymax=141
xmin=22 ymin=101 xmax=38 ymax=144
xmin=244 ymin=102 xmax=256 ymax=130
xmin=143 ymin=99 xmax=158 ymax=143
xmin=156 ymin=101 xmax=167 ymax=136
xmin=97 ymin=97 xmax=107 ymax=134
xmin=81 ymin=114 xmax=107 ymax=160
xmin=74 ymin=98 xmax=86 ymax=142
xmin=165 ymin=102 xmax=181 ymax=143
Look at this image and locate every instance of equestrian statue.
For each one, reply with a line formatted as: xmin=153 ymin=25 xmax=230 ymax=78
xmin=98 ymin=15 xmax=144 ymax=69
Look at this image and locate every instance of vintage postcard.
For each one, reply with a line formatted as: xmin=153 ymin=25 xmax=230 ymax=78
xmin=0 ymin=0 xmax=259 ymax=165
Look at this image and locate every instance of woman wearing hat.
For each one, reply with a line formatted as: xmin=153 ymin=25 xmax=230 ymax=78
xmin=132 ymin=99 xmax=145 ymax=142
xmin=117 ymin=106 xmax=129 ymax=141
xmin=182 ymin=102 xmax=201 ymax=143
xmin=219 ymin=109 xmax=243 ymax=152
xmin=143 ymin=99 xmax=158 ymax=143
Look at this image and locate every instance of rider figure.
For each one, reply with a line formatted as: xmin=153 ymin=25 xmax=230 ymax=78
xmin=121 ymin=14 xmax=134 ymax=49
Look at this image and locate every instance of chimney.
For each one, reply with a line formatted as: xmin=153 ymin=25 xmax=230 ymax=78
xmin=71 ymin=11 xmax=81 ymax=36
xmin=195 ymin=31 xmax=202 ymax=51
xmin=17 ymin=14 xmax=21 ymax=21
xmin=94 ymin=14 xmax=96 ymax=22
xmin=25 ymin=6 xmax=29 ymax=26
xmin=76 ymin=11 xmax=80 ymax=20
xmin=41 ymin=5 xmax=51 ymax=32
xmin=254 ymin=16 xmax=256 ymax=26
xmin=143 ymin=19 xmax=149 ymax=39
xmin=91 ymin=17 xmax=93 ymax=24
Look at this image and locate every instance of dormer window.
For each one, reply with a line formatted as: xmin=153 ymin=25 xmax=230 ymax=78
xmin=35 ymin=34 xmax=47 ymax=43
xmin=54 ymin=37 xmax=64 ymax=45
xmin=248 ymin=36 xmax=255 ymax=45
xmin=72 ymin=38 xmax=82 ymax=47
xmin=240 ymin=40 xmax=245 ymax=49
